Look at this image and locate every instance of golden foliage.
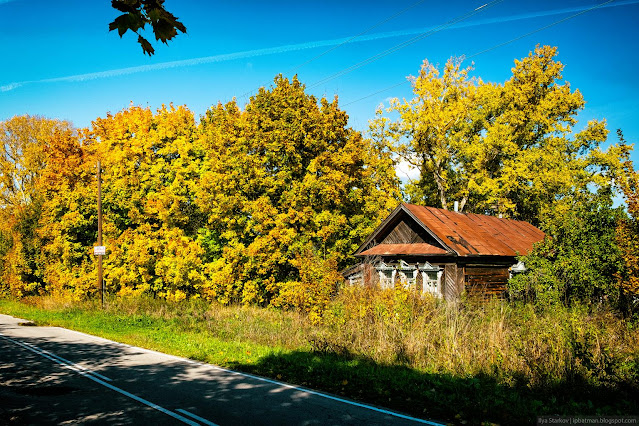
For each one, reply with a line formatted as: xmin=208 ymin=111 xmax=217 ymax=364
xmin=616 ymin=159 xmax=639 ymax=298
xmin=375 ymin=45 xmax=629 ymax=224
xmin=0 ymin=116 xmax=72 ymax=296
xmin=197 ymin=76 xmax=400 ymax=306
xmin=0 ymin=80 xmax=400 ymax=311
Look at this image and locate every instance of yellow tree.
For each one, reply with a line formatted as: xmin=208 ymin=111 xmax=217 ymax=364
xmin=374 ymin=57 xmax=481 ymax=211
xmin=376 ymin=46 xmax=629 ymax=225
xmin=84 ymin=104 xmax=207 ymax=300
xmin=197 ymin=75 xmax=400 ymax=311
xmin=482 ymin=45 xmax=615 ymax=222
xmin=36 ymin=128 xmax=99 ymax=299
xmin=0 ymin=116 xmax=72 ymax=296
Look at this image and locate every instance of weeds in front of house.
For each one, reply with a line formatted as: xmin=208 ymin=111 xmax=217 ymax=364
xmin=1 ymin=287 xmax=637 ymax=425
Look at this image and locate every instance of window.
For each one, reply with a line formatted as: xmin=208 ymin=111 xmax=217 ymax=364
xmin=380 ymin=270 xmax=394 ymax=289
xmin=348 ymin=272 xmax=363 ymax=286
xmin=375 ymin=262 xmax=395 ymax=289
xmin=419 ymin=262 xmax=442 ymax=296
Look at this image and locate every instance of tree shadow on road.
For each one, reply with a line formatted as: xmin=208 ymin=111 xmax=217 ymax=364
xmin=227 ymin=348 xmax=639 ymax=425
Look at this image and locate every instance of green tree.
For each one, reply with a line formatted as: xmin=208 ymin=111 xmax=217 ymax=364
xmin=197 ymin=75 xmax=400 ymax=308
xmin=509 ymin=191 xmax=626 ymax=306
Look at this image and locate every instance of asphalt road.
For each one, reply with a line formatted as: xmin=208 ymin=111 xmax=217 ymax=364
xmin=0 ymin=314 xmax=443 ymax=425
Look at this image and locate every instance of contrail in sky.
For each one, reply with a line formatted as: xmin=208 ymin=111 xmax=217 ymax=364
xmin=2 ymin=0 xmax=638 ymax=92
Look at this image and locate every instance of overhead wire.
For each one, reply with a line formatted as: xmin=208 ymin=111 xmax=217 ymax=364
xmin=307 ymin=0 xmax=504 ymax=89
xmin=342 ymin=0 xmax=616 ymax=107
xmin=286 ymin=0 xmax=429 ymax=75
xmin=238 ymin=0 xmax=430 ymax=103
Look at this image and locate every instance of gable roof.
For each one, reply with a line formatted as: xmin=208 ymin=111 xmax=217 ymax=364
xmin=355 ymin=203 xmax=545 ymax=258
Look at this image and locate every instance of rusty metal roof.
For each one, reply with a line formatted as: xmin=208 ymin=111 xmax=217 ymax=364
xmin=403 ymin=203 xmax=545 ymax=257
xmin=359 ymin=243 xmax=449 ymax=256
xmin=355 ymin=203 xmax=545 ymax=258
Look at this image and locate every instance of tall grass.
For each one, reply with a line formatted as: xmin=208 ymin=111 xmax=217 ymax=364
xmin=322 ymin=286 xmax=639 ymax=389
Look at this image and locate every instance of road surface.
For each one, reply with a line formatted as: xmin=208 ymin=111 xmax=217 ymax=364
xmin=0 ymin=313 xmax=442 ymax=425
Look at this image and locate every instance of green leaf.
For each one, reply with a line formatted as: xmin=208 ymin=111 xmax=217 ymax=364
xmin=138 ymin=35 xmax=155 ymax=56
xmin=109 ymin=13 xmax=146 ymax=37
xmin=111 ymin=0 xmax=141 ymax=14
xmin=151 ymin=18 xmax=178 ymax=43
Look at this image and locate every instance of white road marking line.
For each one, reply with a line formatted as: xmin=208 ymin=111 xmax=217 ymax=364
xmin=29 ymin=323 xmax=444 ymax=425
xmin=213 ymin=368 xmax=445 ymax=426
xmin=0 ymin=333 xmax=199 ymax=426
xmin=176 ymin=409 xmax=219 ymax=426
xmin=16 ymin=339 xmax=113 ymax=382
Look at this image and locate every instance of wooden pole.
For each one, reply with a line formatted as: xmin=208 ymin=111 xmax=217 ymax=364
xmin=97 ymin=160 xmax=104 ymax=308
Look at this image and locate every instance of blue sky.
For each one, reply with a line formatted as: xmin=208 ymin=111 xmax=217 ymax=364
xmin=1 ymin=0 xmax=638 ymax=171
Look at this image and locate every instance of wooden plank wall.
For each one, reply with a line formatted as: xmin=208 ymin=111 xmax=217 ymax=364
xmin=443 ymin=264 xmax=458 ymax=300
xmin=465 ymin=266 xmax=508 ymax=300
xmin=364 ymin=263 xmax=379 ymax=287
xmin=381 ymin=220 xmax=425 ymax=244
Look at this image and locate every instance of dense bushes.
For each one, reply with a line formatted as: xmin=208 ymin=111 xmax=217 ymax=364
xmin=509 ymin=192 xmax=627 ymax=308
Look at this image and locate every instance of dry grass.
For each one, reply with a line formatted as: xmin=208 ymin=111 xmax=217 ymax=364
xmin=320 ymin=286 xmax=639 ymax=389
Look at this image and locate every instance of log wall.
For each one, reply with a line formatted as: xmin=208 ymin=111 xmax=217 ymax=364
xmin=464 ymin=266 xmax=509 ymax=300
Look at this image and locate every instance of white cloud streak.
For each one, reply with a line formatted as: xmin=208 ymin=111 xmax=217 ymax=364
xmin=2 ymin=0 xmax=637 ymax=92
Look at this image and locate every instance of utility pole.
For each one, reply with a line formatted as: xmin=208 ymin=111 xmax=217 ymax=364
xmin=96 ymin=160 xmax=105 ymax=308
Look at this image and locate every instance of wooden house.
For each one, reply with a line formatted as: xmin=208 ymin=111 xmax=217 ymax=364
xmin=342 ymin=203 xmax=545 ymax=300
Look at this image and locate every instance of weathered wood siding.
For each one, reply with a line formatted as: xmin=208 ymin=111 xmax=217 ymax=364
xmin=363 ymin=263 xmax=378 ymax=287
xmin=464 ymin=266 xmax=509 ymax=300
xmin=380 ymin=220 xmax=425 ymax=244
xmin=443 ymin=264 xmax=458 ymax=300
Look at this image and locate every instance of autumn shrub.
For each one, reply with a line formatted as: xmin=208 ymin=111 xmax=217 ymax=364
xmin=271 ymin=248 xmax=342 ymax=324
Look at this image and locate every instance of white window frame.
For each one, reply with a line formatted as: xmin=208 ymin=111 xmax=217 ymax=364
xmin=376 ymin=262 xmax=395 ymax=289
xmin=419 ymin=262 xmax=442 ymax=297
xmin=348 ymin=272 xmax=363 ymax=286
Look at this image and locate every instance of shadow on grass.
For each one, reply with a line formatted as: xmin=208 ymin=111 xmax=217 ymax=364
xmin=227 ymin=348 xmax=639 ymax=425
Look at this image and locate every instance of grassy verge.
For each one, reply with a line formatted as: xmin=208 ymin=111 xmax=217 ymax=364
xmin=1 ymin=291 xmax=637 ymax=425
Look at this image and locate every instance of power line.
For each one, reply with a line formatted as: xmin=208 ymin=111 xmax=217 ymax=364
xmin=465 ymin=0 xmax=615 ymax=60
xmin=343 ymin=0 xmax=616 ymax=107
xmin=285 ymin=0 xmax=429 ymax=75
xmin=343 ymin=81 xmax=408 ymax=107
xmin=307 ymin=0 xmax=504 ymax=90
xmin=238 ymin=0 xmax=430 ymax=103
